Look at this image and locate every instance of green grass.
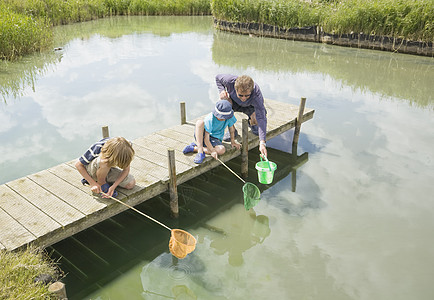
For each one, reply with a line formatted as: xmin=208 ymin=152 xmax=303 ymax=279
xmin=211 ymin=0 xmax=434 ymax=42
xmin=0 ymin=248 xmax=59 ymax=300
xmin=1 ymin=0 xmax=432 ymax=59
xmin=0 ymin=3 xmax=52 ymax=60
xmin=1 ymin=0 xmax=211 ymax=60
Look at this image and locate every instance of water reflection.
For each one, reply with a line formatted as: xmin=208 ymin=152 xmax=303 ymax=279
xmin=0 ymin=16 xmax=212 ymax=103
xmin=0 ymin=51 xmax=62 ymax=100
xmin=141 ymin=253 xmax=217 ymax=299
xmin=212 ymin=31 xmax=434 ymax=108
xmin=207 ymin=208 xmax=270 ymax=266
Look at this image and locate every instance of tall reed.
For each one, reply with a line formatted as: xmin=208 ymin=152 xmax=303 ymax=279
xmin=211 ymin=0 xmax=434 ymax=42
xmin=0 ymin=3 xmax=52 ymax=60
xmin=1 ymin=0 xmax=211 ymax=60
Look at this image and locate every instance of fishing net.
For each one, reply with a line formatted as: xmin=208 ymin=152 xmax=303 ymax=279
xmin=101 ymin=192 xmax=197 ymax=260
xmin=243 ymin=182 xmax=261 ymax=210
xmin=169 ymin=229 xmax=197 ymax=259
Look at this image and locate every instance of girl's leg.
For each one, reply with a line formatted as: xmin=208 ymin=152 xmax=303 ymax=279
xmin=214 ymin=145 xmax=226 ymax=155
xmin=195 ymin=119 xmax=205 ymax=154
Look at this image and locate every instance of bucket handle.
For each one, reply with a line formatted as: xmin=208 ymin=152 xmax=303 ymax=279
xmin=260 ymin=155 xmax=272 ymax=171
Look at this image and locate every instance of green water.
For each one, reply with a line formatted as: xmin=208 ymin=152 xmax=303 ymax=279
xmin=1 ymin=16 xmax=433 ymax=299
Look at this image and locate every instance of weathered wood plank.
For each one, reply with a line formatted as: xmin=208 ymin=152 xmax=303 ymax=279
xmin=130 ymin=155 xmax=169 ymax=183
xmin=28 ymin=170 xmax=106 ymax=215
xmin=0 ymin=206 xmax=35 ymax=249
xmin=0 ymin=185 xmax=61 ymax=238
xmin=166 ymin=123 xmax=196 ymax=138
xmin=156 ymin=127 xmax=193 ymax=144
xmin=133 ymin=143 xmax=191 ymax=174
xmin=134 ymin=135 xmax=198 ymax=168
xmin=6 ymin=177 xmax=84 ymax=227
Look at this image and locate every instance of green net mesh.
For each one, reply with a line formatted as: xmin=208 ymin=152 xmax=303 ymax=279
xmin=243 ymin=182 xmax=261 ymax=210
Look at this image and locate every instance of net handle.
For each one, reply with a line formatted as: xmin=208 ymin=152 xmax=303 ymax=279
xmin=216 ymin=158 xmax=246 ymax=184
xmin=102 ymin=192 xmax=172 ymax=231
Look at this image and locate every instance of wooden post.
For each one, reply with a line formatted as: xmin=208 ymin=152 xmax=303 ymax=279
xmin=102 ymin=125 xmax=109 ymax=138
xmin=168 ymin=149 xmax=179 ymax=218
xmin=180 ymin=102 xmax=186 ymax=125
xmin=48 ymin=282 xmax=67 ymax=300
xmin=241 ymin=119 xmax=249 ymax=178
xmin=292 ymin=97 xmax=306 ymax=155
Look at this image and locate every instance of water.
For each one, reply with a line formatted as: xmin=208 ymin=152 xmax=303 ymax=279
xmin=1 ymin=16 xmax=434 ymax=300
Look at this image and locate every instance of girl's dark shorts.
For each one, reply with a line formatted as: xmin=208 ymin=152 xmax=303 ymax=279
xmin=194 ymin=133 xmax=223 ymax=147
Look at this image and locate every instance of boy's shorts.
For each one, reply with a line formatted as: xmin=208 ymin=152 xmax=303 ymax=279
xmin=194 ymin=133 xmax=223 ymax=147
xmin=85 ymin=157 xmax=135 ymax=188
xmin=231 ymin=100 xmax=255 ymax=117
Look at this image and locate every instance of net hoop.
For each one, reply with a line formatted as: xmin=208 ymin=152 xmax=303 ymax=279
xmin=169 ymin=229 xmax=197 ymax=259
xmin=243 ymin=182 xmax=261 ymax=210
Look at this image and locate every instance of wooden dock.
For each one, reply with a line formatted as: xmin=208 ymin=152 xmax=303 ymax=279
xmin=0 ymin=98 xmax=314 ymax=251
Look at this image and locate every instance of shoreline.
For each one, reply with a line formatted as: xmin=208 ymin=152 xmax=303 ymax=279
xmin=214 ymin=18 xmax=434 ymax=57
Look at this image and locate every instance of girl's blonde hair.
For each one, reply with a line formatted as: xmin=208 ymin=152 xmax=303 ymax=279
xmin=101 ymin=137 xmax=135 ymax=169
xmin=234 ymin=75 xmax=254 ymax=93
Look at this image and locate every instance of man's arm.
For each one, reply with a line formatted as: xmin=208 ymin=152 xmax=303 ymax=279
xmin=251 ymin=86 xmax=268 ymax=157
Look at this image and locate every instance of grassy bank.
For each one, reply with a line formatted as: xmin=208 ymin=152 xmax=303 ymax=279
xmin=0 ymin=248 xmax=59 ymax=299
xmin=1 ymin=0 xmax=211 ymax=60
xmin=0 ymin=3 xmax=52 ymax=60
xmin=211 ymin=0 xmax=434 ymax=42
xmin=1 ymin=0 xmax=433 ymax=60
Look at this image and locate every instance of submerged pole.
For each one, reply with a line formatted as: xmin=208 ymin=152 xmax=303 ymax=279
xmin=168 ymin=149 xmax=179 ymax=218
xmin=241 ymin=118 xmax=249 ymax=178
xmin=292 ymin=97 xmax=306 ymax=155
xmin=102 ymin=125 xmax=109 ymax=138
xmin=180 ymin=102 xmax=186 ymax=125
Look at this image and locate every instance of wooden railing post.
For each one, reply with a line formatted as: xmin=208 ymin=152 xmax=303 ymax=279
xmin=168 ymin=149 xmax=179 ymax=218
xmin=102 ymin=125 xmax=109 ymax=138
xmin=180 ymin=102 xmax=186 ymax=125
xmin=292 ymin=97 xmax=306 ymax=155
xmin=241 ymin=118 xmax=249 ymax=178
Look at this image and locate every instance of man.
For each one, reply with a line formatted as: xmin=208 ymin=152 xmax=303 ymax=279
xmin=216 ymin=74 xmax=267 ymax=157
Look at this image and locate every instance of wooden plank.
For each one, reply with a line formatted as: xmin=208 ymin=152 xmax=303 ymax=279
xmin=132 ymin=143 xmax=191 ymax=174
xmin=134 ymin=135 xmax=198 ymax=168
xmin=0 ymin=207 xmax=35 ymax=250
xmin=167 ymin=123 xmax=196 ymax=138
xmin=28 ymin=170 xmax=106 ymax=215
xmin=7 ymin=177 xmax=84 ymax=227
xmin=130 ymin=155 xmax=169 ymax=183
xmin=0 ymin=185 xmax=61 ymax=239
xmin=141 ymin=134 xmax=189 ymax=152
xmin=157 ymin=127 xmax=193 ymax=144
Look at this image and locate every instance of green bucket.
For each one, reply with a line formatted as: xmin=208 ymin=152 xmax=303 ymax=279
xmin=255 ymin=158 xmax=277 ymax=184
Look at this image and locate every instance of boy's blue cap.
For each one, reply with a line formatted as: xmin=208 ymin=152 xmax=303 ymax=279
xmin=213 ymin=100 xmax=234 ymax=120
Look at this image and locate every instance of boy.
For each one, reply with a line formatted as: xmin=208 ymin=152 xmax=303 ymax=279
xmin=183 ymin=100 xmax=241 ymax=164
xmin=216 ymin=74 xmax=267 ymax=158
xmin=75 ymin=136 xmax=136 ymax=198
